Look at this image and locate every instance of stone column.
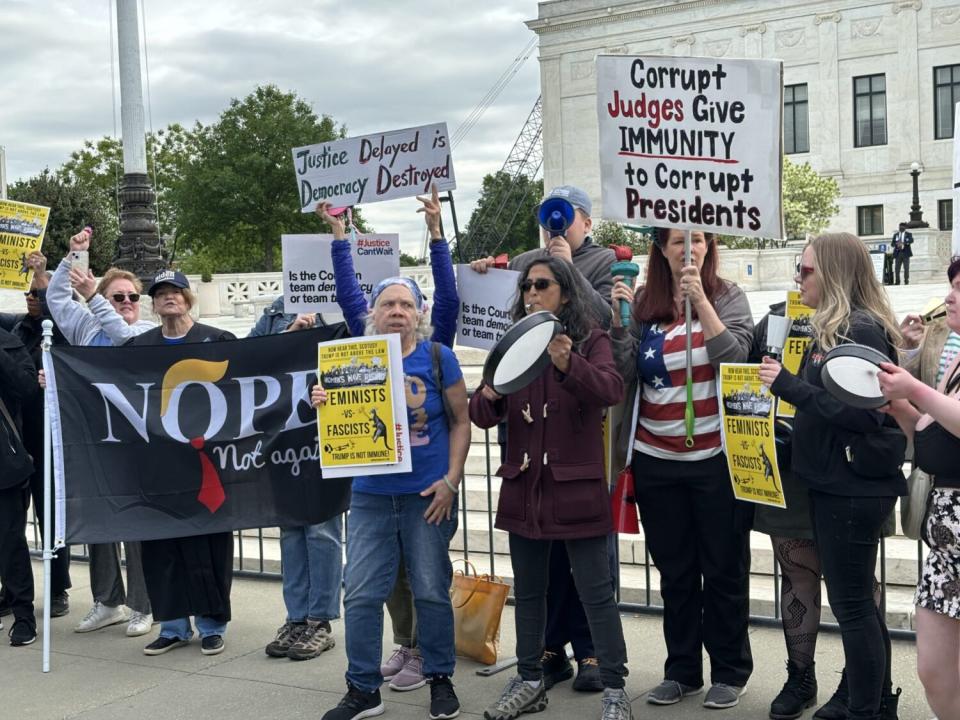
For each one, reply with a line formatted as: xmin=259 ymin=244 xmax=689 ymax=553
xmin=814 ymin=11 xmax=843 ymax=176
xmin=739 ymin=23 xmax=766 ymax=59
xmin=893 ymin=1 xmax=923 ymax=170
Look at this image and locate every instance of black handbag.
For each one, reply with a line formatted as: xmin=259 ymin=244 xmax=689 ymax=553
xmin=0 ymin=397 xmax=33 ymax=490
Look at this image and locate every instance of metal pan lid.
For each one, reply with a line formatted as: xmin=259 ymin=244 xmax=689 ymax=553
xmin=482 ymin=311 xmax=562 ymax=395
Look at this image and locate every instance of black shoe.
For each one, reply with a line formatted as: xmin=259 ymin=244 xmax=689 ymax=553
xmin=50 ymin=592 xmax=70 ymax=618
xmin=880 ymin=687 xmax=901 ymax=720
xmin=770 ymin=661 xmax=817 ymax=720
xmin=428 ymin=675 xmax=461 ymax=719
xmin=541 ymin=649 xmax=573 ymax=690
xmin=322 ymin=685 xmax=384 ymax=720
xmin=9 ymin=618 xmax=37 ymax=646
xmin=201 ymin=634 xmax=225 ymax=655
xmin=812 ymin=669 xmax=847 ymax=720
xmin=572 ymin=657 xmax=603 ymax=692
xmin=143 ymin=636 xmax=189 ymax=655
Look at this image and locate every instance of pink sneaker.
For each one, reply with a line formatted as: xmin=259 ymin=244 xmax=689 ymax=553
xmin=381 ymin=645 xmax=412 ymax=681
xmin=389 ymin=653 xmax=425 ymax=691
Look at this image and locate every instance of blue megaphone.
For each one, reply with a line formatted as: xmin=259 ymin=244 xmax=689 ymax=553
xmin=537 ymin=197 xmax=575 ymax=239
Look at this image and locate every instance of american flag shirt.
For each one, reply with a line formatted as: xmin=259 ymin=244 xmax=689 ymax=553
xmin=634 ymin=319 xmax=722 ymax=461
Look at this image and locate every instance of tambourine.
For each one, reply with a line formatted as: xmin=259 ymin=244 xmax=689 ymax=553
xmin=482 ymin=311 xmax=562 ymax=395
xmin=820 ymin=343 xmax=890 ymax=409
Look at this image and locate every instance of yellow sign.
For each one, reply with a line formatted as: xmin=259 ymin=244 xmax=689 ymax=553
xmin=777 ymin=290 xmax=815 ymax=418
xmin=719 ymin=363 xmax=785 ymax=508
xmin=0 ymin=199 xmax=50 ymax=291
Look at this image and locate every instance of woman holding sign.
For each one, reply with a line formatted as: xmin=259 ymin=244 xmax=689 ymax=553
xmin=610 ymin=227 xmax=754 ymax=710
xmin=758 ymin=234 xmax=905 ymax=720
xmin=313 ymin=191 xmax=470 ymax=720
xmin=470 ymin=256 xmax=632 ymax=720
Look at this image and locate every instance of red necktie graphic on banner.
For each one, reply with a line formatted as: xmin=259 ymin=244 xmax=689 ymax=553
xmin=191 ymin=437 xmax=225 ymax=513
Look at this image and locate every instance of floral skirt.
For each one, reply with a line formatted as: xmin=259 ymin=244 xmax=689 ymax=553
xmin=915 ymin=487 xmax=960 ymax=619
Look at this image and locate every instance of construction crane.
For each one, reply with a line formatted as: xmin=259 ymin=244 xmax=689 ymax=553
xmin=454 ymin=96 xmax=543 ymax=260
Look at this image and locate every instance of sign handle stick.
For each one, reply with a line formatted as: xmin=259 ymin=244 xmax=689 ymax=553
xmin=683 ymin=231 xmax=695 ymax=449
xmin=442 ymin=190 xmax=464 ymax=264
xmin=41 ymin=319 xmax=53 ymax=672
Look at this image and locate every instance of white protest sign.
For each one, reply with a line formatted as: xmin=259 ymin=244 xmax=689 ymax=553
xmin=281 ymin=234 xmax=400 ymax=314
xmin=953 ymin=102 xmax=960 ymax=256
xmin=292 ymin=123 xmax=456 ymax=212
xmin=455 ymin=265 xmax=520 ymax=351
xmin=597 ymin=55 xmax=784 ymax=239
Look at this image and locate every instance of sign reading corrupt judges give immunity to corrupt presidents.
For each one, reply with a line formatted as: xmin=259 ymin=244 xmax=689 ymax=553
xmin=0 ymin=199 xmax=50 ymax=291
xmin=597 ymin=55 xmax=783 ymax=239
xmin=455 ymin=265 xmax=520 ymax=352
xmin=293 ymin=122 xmax=456 ymax=212
xmin=282 ymin=234 xmax=400 ymax=314
xmin=317 ymin=334 xmax=411 ymax=479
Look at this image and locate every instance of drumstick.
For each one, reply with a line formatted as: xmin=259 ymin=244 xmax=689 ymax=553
xmin=683 ymin=229 xmax=695 ymax=449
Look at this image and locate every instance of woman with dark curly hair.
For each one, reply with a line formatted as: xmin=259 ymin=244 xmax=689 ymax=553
xmin=471 ymin=256 xmax=631 ymax=720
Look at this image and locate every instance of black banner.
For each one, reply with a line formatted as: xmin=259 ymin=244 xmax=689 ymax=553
xmin=47 ymin=328 xmax=351 ymax=544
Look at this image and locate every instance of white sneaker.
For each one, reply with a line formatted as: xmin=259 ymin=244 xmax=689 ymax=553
xmin=74 ymin=601 xmax=129 ymax=633
xmin=126 ymin=612 xmax=154 ymax=637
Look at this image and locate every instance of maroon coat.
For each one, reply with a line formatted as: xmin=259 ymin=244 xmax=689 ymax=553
xmin=470 ymin=328 xmax=624 ymax=540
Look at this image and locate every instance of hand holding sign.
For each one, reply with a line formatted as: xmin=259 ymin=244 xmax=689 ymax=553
xmin=678 ymin=265 xmax=705 ymax=306
xmin=417 ymin=184 xmax=443 ymax=241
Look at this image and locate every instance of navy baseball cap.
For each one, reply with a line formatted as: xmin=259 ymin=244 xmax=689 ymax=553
xmin=147 ymin=269 xmax=190 ymax=297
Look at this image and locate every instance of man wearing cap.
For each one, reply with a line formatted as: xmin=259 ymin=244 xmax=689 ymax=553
xmin=470 ymin=185 xmax=616 ymax=329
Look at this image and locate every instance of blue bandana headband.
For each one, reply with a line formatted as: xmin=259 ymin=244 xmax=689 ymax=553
xmin=369 ymin=277 xmax=427 ymax=313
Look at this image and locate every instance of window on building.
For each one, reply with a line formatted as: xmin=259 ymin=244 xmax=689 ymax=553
xmin=857 ymin=205 xmax=884 ymax=236
xmin=854 ymin=74 xmax=887 ymax=147
xmin=935 ymin=64 xmax=960 ymax=139
xmin=940 ymin=199 xmax=954 ymax=232
xmin=784 ymin=84 xmax=810 ymax=154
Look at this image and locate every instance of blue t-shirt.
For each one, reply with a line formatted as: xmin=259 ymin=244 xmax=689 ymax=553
xmin=353 ymin=340 xmax=462 ymax=495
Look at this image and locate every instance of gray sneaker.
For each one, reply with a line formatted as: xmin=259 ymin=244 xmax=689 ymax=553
xmin=483 ymin=676 xmax=548 ymax=720
xmin=703 ymin=683 xmax=746 ymax=709
xmin=287 ymin=619 xmax=335 ymax=661
xmin=647 ymin=679 xmax=703 ymax=705
xmin=601 ymin=687 xmax=633 ymax=720
xmin=265 ymin=621 xmax=306 ymax=658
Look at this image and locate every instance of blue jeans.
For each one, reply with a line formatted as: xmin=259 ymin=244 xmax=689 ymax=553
xmin=281 ymin=516 xmax=343 ymax=622
xmin=344 ymin=491 xmax=458 ymax=692
xmin=159 ymin=616 xmax=227 ymax=640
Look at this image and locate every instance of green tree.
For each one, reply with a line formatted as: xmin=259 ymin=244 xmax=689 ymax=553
xmin=782 ymin=155 xmax=840 ymax=240
xmin=460 ymin=171 xmax=543 ymax=259
xmin=9 ymin=169 xmax=116 ymax=274
xmin=591 ymin=220 xmax=652 ymax=257
xmin=399 ymin=252 xmax=426 ymax=267
xmin=172 ymin=85 xmax=365 ymax=272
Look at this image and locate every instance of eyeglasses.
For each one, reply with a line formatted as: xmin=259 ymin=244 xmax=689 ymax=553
xmin=519 ymin=278 xmax=559 ymax=293
xmin=795 ymin=263 xmax=815 ymax=281
xmin=23 ymin=289 xmax=38 ymax=298
xmin=111 ymin=292 xmax=141 ymax=303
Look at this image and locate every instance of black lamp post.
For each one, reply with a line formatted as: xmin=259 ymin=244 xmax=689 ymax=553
xmin=906 ymin=161 xmax=930 ymax=229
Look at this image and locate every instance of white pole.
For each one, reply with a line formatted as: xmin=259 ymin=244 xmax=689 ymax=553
xmin=41 ymin=319 xmax=53 ymax=672
xmin=0 ymin=145 xmax=7 ymax=199
xmin=116 ymin=0 xmax=148 ymax=175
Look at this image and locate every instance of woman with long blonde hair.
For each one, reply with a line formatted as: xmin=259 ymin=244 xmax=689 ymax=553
xmin=759 ymin=233 xmax=907 ymax=720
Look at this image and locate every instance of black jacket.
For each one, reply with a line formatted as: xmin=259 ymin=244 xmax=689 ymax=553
xmin=0 ymin=328 xmax=38 ymax=489
xmin=890 ymin=230 xmax=913 ymax=258
xmin=771 ymin=311 xmax=907 ymax=498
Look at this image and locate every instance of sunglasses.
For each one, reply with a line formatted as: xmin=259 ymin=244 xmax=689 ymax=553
xmin=795 ymin=263 xmax=815 ymax=281
xmin=23 ymin=289 xmax=38 ymax=298
xmin=520 ymin=278 xmax=559 ymax=293
xmin=111 ymin=292 xmax=141 ymax=303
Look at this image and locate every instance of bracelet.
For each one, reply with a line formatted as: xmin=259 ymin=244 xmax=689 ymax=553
xmin=442 ymin=475 xmax=459 ymax=494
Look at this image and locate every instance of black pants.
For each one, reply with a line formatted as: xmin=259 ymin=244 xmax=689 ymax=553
xmin=544 ymin=541 xmax=594 ymax=660
xmin=894 ymin=255 xmax=910 ymax=285
xmin=633 ymin=452 xmax=753 ymax=688
xmin=510 ymin=533 xmax=628 ymax=688
xmin=0 ymin=485 xmax=35 ymax=626
xmin=810 ymin=490 xmax=895 ymax=720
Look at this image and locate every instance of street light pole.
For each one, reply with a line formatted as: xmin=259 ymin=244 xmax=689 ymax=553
xmin=906 ymin=161 xmax=930 ymax=229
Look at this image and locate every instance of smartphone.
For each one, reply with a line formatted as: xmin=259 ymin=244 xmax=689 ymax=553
xmin=69 ymin=250 xmax=89 ymax=273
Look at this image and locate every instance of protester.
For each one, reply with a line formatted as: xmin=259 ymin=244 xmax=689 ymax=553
xmin=315 ymin=192 xmax=471 ymax=720
xmin=0 ymin=320 xmax=40 ymax=646
xmin=879 ymin=256 xmax=960 ymax=720
xmin=0 ymin=258 xmax=72 ymax=618
xmin=127 ymin=270 xmax=235 ymax=656
xmin=470 ymin=256 xmax=631 ymax=720
xmin=759 ymin=233 xmax=906 ymax=720
xmin=611 ymin=227 xmax=754 ymax=709
xmin=471 ymin=185 xmax=616 ymax=688
xmin=251 ymin=304 xmax=349 ymax=661
xmin=321 ymin=186 xmax=460 ymax=694
xmin=45 ymin=231 xmax=156 ymax=637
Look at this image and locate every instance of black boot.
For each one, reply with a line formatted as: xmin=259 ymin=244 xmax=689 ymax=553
xmin=812 ymin=669 xmax=847 ymax=720
xmin=879 ymin=687 xmax=901 ymax=720
xmin=770 ymin=660 xmax=818 ymax=720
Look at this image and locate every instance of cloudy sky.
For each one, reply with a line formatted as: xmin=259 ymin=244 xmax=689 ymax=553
xmin=0 ymin=0 xmax=542 ymax=257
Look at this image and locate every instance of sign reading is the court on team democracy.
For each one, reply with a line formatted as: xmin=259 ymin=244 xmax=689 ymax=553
xmin=596 ymin=55 xmax=784 ymax=240
xmin=292 ymin=123 xmax=457 ymax=212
